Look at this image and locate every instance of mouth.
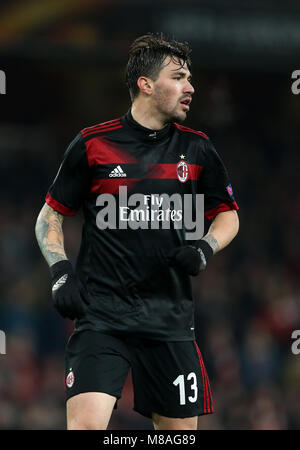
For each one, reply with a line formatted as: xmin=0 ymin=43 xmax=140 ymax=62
xmin=179 ymin=97 xmax=192 ymax=111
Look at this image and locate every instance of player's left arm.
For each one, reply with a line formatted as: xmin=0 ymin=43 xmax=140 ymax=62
xmin=168 ymin=136 xmax=240 ymax=276
xmin=167 ymin=209 xmax=239 ymax=276
xmin=201 ymin=209 xmax=239 ymax=254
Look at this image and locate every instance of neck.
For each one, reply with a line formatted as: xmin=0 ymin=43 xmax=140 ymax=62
xmin=131 ymin=98 xmax=167 ymax=130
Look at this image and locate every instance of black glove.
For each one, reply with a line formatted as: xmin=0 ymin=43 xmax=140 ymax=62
xmin=166 ymin=240 xmax=214 ymax=276
xmin=50 ymin=260 xmax=89 ymax=320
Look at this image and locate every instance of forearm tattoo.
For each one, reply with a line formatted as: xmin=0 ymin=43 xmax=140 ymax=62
xmin=35 ymin=204 xmax=67 ymax=267
xmin=202 ymin=233 xmax=219 ymax=254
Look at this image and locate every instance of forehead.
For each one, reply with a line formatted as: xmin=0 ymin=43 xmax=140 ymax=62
xmin=159 ymin=56 xmax=190 ymax=77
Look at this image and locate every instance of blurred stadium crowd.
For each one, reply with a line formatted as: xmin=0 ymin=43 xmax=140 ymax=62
xmin=0 ymin=62 xmax=299 ymax=430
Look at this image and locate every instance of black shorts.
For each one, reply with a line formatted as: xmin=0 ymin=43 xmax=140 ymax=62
xmin=64 ymin=330 xmax=213 ymax=419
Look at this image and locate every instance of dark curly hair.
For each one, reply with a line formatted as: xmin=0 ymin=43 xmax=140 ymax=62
xmin=126 ymin=32 xmax=192 ymax=101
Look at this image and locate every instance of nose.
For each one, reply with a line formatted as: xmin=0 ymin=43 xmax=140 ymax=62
xmin=184 ymin=79 xmax=194 ymax=95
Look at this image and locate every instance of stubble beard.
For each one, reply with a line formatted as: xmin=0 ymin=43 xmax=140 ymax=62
xmin=153 ymin=86 xmax=188 ymax=125
xmin=171 ymin=107 xmax=187 ymax=123
xmin=156 ymin=100 xmax=188 ymax=125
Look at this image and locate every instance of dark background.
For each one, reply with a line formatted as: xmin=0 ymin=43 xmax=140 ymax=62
xmin=0 ymin=0 xmax=299 ymax=429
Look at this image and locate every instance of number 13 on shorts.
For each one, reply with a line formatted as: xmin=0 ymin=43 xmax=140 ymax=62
xmin=173 ymin=372 xmax=198 ymax=405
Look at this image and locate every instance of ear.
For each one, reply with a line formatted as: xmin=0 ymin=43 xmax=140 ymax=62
xmin=137 ymin=76 xmax=153 ymax=96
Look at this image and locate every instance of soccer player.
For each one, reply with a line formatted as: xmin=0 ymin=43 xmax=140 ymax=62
xmin=35 ymin=33 xmax=239 ymax=430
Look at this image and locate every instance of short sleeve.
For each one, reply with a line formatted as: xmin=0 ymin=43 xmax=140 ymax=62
xmin=199 ymin=139 xmax=239 ymax=221
xmin=45 ymin=133 xmax=90 ymax=215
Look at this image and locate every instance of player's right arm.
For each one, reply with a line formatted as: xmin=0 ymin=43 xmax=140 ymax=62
xmin=35 ymin=203 xmax=88 ymax=320
xmin=35 ymin=132 xmax=90 ymax=320
xmin=35 ymin=202 xmax=67 ymax=267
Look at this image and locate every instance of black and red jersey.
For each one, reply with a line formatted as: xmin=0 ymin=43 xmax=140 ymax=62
xmin=46 ymin=109 xmax=239 ymax=341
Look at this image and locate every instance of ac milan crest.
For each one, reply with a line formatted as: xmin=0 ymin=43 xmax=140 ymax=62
xmin=177 ymin=160 xmax=189 ymax=183
xmin=66 ymin=370 xmax=75 ymax=388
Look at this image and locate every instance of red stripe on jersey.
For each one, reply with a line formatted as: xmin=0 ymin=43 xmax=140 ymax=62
xmin=81 ymin=118 xmax=121 ymax=135
xmin=82 ymin=124 xmax=123 ymax=138
xmin=91 ymin=178 xmax=139 ymax=195
xmin=90 ymin=162 xmax=203 ymax=194
xmin=194 ymin=341 xmax=208 ymax=413
xmin=206 ymin=370 xmax=213 ymax=412
xmin=199 ymin=344 xmax=213 ymax=413
xmin=174 ymin=123 xmax=209 ymax=140
xmin=194 ymin=341 xmax=213 ymax=413
xmin=45 ymin=192 xmax=77 ymax=216
xmin=204 ymin=365 xmax=213 ymax=413
xmin=82 ymin=121 xmax=122 ymax=134
xmin=187 ymin=164 xmax=203 ymax=179
xmin=205 ymin=201 xmax=239 ymax=221
xmin=146 ymin=163 xmax=203 ymax=180
xmin=86 ymin=136 xmax=137 ymax=166
xmin=96 ymin=118 xmax=121 ymax=128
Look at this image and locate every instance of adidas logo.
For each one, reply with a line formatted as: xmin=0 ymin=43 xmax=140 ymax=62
xmin=109 ymin=165 xmax=127 ymax=178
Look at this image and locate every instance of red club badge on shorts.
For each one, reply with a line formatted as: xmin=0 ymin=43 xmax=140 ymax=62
xmin=66 ymin=370 xmax=75 ymax=388
xmin=177 ymin=156 xmax=189 ymax=183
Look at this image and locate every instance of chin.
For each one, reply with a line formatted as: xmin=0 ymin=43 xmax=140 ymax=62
xmin=160 ymin=107 xmax=188 ymax=125
xmin=171 ymin=111 xmax=187 ymax=123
